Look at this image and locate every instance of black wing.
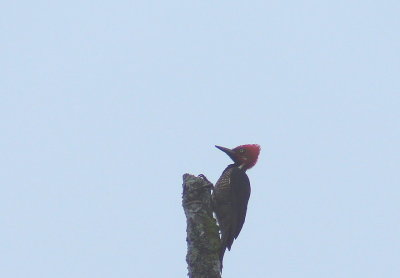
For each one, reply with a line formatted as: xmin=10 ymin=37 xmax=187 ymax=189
xmin=230 ymin=167 xmax=251 ymax=241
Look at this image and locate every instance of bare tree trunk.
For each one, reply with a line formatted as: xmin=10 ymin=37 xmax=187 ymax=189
xmin=182 ymin=174 xmax=221 ymax=278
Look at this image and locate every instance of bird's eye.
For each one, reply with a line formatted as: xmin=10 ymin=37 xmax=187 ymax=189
xmin=239 ymin=148 xmax=246 ymax=153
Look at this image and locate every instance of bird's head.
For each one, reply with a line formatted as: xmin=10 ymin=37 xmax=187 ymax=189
xmin=215 ymin=144 xmax=261 ymax=171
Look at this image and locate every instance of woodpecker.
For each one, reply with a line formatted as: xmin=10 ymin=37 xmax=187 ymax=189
xmin=212 ymin=144 xmax=261 ymax=270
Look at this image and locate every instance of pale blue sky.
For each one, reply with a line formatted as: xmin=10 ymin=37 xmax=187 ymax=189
xmin=1 ymin=1 xmax=399 ymax=277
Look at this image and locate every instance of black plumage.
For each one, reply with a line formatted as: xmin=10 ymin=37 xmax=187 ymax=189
xmin=212 ymin=165 xmax=251 ymax=268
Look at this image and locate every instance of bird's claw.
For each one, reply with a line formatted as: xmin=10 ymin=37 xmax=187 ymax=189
xmin=197 ymin=174 xmax=214 ymax=189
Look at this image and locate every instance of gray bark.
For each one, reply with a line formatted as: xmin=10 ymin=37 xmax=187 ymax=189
xmin=182 ymin=174 xmax=221 ymax=278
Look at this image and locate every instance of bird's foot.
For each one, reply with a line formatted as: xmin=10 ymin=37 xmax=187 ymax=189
xmin=197 ymin=174 xmax=214 ymax=189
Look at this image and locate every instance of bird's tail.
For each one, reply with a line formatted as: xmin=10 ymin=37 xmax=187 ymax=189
xmin=219 ymin=244 xmax=226 ymax=271
xmin=219 ymin=231 xmax=233 ymax=272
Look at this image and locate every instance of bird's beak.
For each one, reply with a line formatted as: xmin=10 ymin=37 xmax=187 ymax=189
xmin=215 ymin=145 xmax=237 ymax=162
